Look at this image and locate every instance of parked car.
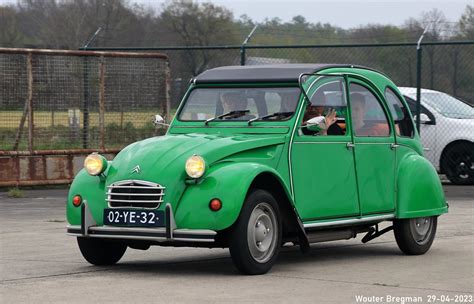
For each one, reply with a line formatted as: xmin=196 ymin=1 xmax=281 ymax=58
xmin=67 ymin=64 xmax=448 ymax=275
xmin=399 ymin=87 xmax=474 ymax=185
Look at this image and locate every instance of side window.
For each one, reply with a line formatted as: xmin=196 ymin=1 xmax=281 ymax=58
xmin=405 ymin=96 xmax=435 ymax=122
xmin=301 ymin=77 xmax=347 ymax=136
xmin=385 ymin=88 xmax=414 ymax=137
xmin=349 ymin=83 xmax=390 ymax=137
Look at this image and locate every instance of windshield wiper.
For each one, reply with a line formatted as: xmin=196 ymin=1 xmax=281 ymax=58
xmin=248 ymin=111 xmax=294 ymax=125
xmin=204 ymin=110 xmax=250 ymax=125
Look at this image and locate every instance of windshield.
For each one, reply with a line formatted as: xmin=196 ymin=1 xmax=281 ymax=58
xmin=419 ymin=92 xmax=474 ymax=119
xmin=178 ymin=87 xmax=301 ymax=122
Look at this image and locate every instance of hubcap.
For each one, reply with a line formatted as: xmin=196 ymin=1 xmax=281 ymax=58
xmin=452 ymin=153 xmax=473 ymax=181
xmin=456 ymin=159 xmax=472 ymax=179
xmin=247 ymin=202 xmax=277 ymax=263
xmin=409 ymin=217 xmax=433 ymax=245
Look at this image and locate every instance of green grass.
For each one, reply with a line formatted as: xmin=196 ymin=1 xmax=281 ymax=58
xmin=7 ymin=188 xmax=24 ymax=198
xmin=0 ymin=110 xmax=174 ymax=150
xmin=0 ymin=110 xmax=162 ymax=129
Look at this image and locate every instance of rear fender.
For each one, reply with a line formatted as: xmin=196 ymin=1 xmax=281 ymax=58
xmin=396 ymin=153 xmax=448 ymax=218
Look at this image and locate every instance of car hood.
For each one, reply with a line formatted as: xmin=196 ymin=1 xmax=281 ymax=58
xmin=105 ymin=133 xmax=286 ymax=185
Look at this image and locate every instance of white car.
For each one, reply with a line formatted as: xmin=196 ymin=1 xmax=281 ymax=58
xmin=399 ymin=87 xmax=474 ymax=185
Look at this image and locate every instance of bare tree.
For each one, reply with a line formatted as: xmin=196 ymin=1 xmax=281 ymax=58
xmin=459 ymin=5 xmax=474 ymax=39
xmin=160 ymin=0 xmax=238 ymax=75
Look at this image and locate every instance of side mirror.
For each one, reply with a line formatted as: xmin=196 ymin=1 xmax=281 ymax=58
xmin=416 ymin=113 xmax=434 ymax=125
xmin=153 ymin=114 xmax=170 ymax=127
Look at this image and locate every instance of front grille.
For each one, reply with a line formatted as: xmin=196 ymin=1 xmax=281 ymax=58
xmin=107 ymin=180 xmax=165 ymax=209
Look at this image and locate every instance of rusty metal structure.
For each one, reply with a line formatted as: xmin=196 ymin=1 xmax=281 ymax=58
xmin=0 ymin=48 xmax=170 ymax=187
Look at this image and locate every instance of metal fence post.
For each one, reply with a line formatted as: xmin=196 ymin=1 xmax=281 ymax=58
xmin=82 ymin=57 xmax=90 ymax=149
xmin=164 ymin=61 xmax=172 ymax=122
xmin=98 ymin=56 xmax=105 ymax=150
xmin=240 ymin=25 xmax=258 ymax=66
xmin=415 ymin=28 xmax=428 ymax=134
xmin=26 ymin=52 xmax=34 ymax=152
xmin=415 ymin=45 xmax=423 ymax=134
xmin=240 ymin=46 xmax=246 ymax=66
xmin=81 ymin=27 xmax=101 ymax=149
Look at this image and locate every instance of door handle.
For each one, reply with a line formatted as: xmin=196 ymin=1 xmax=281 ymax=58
xmin=346 ymin=143 xmax=355 ymax=150
xmin=390 ymin=144 xmax=399 ymax=150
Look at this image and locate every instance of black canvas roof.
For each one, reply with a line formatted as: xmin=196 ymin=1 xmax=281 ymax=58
xmin=193 ymin=64 xmax=363 ymax=84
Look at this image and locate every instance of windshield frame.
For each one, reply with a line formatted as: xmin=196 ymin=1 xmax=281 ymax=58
xmin=175 ymin=84 xmax=303 ymax=124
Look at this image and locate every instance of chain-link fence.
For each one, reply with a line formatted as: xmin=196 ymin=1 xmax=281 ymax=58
xmin=1 ymin=42 xmax=472 ymax=185
xmin=0 ymin=48 xmax=170 ymax=151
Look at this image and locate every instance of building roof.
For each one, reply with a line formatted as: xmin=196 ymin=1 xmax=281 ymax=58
xmin=193 ymin=64 xmax=366 ymax=84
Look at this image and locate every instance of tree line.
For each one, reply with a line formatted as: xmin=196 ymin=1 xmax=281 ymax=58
xmin=1 ymin=0 xmax=472 ymax=49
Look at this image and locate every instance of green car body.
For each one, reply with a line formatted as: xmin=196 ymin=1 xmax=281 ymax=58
xmin=67 ymin=64 xmax=448 ymax=274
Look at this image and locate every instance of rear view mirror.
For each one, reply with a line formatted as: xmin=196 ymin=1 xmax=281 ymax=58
xmin=416 ymin=113 xmax=435 ymax=125
xmin=153 ymin=114 xmax=170 ymax=127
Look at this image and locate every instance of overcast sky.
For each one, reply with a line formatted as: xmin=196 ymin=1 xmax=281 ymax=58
xmin=137 ymin=0 xmax=470 ymax=28
xmin=1 ymin=0 xmax=470 ymax=29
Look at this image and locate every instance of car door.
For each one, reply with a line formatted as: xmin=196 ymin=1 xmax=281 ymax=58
xmin=291 ymin=76 xmax=360 ymax=221
xmin=348 ymin=81 xmax=396 ymax=215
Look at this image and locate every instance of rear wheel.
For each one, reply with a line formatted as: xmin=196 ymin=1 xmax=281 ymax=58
xmin=442 ymin=143 xmax=474 ymax=185
xmin=77 ymin=237 xmax=127 ymax=265
xmin=229 ymin=189 xmax=281 ymax=275
xmin=393 ymin=217 xmax=437 ymax=255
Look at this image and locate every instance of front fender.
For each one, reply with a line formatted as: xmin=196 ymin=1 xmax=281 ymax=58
xmin=396 ymin=153 xmax=448 ymax=218
xmin=67 ymin=169 xmax=107 ymax=225
xmin=174 ymin=162 xmax=289 ymax=231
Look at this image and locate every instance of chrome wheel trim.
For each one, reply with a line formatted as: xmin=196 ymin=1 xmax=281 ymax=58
xmin=409 ymin=217 xmax=433 ymax=245
xmin=247 ymin=202 xmax=278 ymax=263
xmin=456 ymin=158 xmax=472 ymax=180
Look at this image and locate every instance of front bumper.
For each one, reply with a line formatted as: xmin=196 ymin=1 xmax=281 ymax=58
xmin=67 ymin=202 xmax=216 ymax=243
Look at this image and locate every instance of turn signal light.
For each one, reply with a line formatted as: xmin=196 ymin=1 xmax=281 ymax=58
xmin=209 ymin=198 xmax=222 ymax=211
xmin=72 ymin=195 xmax=82 ymax=207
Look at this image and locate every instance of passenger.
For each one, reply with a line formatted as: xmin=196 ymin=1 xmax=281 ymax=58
xmin=351 ymin=93 xmax=389 ymax=136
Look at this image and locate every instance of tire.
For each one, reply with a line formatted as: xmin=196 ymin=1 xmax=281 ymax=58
xmin=229 ymin=189 xmax=282 ymax=275
xmin=393 ymin=217 xmax=437 ymax=255
xmin=442 ymin=143 xmax=474 ymax=185
xmin=77 ymin=237 xmax=127 ymax=265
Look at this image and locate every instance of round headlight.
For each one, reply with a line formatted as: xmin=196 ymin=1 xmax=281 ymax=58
xmin=84 ymin=153 xmax=108 ymax=176
xmin=185 ymin=155 xmax=206 ymax=179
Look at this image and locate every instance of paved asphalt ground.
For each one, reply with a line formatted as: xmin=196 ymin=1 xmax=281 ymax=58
xmin=1 ymin=185 xmax=473 ymax=304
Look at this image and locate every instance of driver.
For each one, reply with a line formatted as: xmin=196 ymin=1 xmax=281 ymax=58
xmin=220 ymin=92 xmax=253 ymax=120
xmin=279 ymin=91 xmax=298 ymax=112
xmin=302 ymin=90 xmax=343 ymax=135
xmin=221 ymin=92 xmax=247 ymax=113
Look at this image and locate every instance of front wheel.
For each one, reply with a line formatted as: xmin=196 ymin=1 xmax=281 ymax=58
xmin=229 ymin=189 xmax=282 ymax=275
xmin=77 ymin=237 xmax=127 ymax=265
xmin=393 ymin=217 xmax=437 ymax=255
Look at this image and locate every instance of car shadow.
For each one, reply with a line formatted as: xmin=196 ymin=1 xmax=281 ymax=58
xmin=102 ymin=241 xmax=401 ymax=277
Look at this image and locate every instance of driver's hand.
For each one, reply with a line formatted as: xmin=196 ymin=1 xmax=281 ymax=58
xmin=325 ymin=108 xmax=337 ymax=127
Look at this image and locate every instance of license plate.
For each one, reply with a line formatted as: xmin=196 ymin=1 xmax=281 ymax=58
xmin=103 ymin=209 xmax=164 ymax=227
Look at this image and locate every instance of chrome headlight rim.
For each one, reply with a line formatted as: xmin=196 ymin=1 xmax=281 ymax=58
xmin=84 ymin=153 xmax=108 ymax=176
xmin=185 ymin=154 xmax=206 ymax=179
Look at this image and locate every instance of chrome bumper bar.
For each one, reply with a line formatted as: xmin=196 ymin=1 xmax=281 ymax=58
xmin=67 ymin=202 xmax=216 ymax=243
